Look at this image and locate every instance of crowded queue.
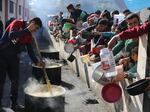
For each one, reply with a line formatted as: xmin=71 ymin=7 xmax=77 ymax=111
xmin=49 ymin=4 xmax=150 ymax=112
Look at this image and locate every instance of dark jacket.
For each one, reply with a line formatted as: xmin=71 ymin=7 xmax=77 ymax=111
xmin=0 ymin=19 xmax=38 ymax=63
xmin=0 ymin=20 xmax=3 ymax=38
xmin=70 ymin=9 xmax=82 ymax=23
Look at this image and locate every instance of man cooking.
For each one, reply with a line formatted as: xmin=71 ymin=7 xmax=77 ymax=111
xmin=0 ymin=17 xmax=44 ymax=111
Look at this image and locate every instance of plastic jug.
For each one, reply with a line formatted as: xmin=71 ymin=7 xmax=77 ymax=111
xmin=100 ymin=48 xmax=117 ymax=77
xmin=113 ymin=14 xmax=125 ymax=25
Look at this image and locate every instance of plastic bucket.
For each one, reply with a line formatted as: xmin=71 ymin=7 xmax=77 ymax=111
xmin=62 ymin=23 xmax=72 ymax=33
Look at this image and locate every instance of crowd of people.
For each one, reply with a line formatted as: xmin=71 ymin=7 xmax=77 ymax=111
xmin=0 ymin=2 xmax=150 ymax=112
xmin=49 ymin=4 xmax=148 ymax=82
xmin=48 ymin=4 xmax=150 ymax=111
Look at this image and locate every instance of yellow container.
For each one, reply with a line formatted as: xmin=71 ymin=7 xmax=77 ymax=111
xmin=80 ymin=54 xmax=90 ymax=63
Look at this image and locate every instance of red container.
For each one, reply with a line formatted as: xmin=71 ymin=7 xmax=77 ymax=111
xmin=92 ymin=47 xmax=101 ymax=54
xmin=68 ymin=39 xmax=76 ymax=44
xmin=101 ymin=83 xmax=122 ymax=103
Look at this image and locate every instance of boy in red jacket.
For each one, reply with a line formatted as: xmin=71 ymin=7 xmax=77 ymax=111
xmin=0 ymin=17 xmax=44 ymax=111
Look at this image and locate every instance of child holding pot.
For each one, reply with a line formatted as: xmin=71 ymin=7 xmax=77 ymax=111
xmin=113 ymin=46 xmax=138 ymax=81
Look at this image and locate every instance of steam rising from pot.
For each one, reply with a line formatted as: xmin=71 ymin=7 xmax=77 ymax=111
xmin=24 ymin=78 xmax=66 ymax=97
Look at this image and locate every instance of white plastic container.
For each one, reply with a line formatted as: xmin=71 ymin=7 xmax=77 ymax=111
xmin=100 ymin=48 xmax=117 ymax=77
xmin=113 ymin=14 xmax=125 ymax=25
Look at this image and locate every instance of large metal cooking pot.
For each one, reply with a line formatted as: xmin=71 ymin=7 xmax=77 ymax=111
xmin=24 ymin=85 xmax=66 ymax=112
xmin=32 ymin=64 xmax=62 ymax=85
xmin=40 ymin=50 xmax=59 ymax=60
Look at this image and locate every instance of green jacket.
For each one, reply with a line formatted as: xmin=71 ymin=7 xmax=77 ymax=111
xmin=127 ymin=62 xmax=137 ymax=78
xmin=112 ymin=39 xmax=138 ymax=56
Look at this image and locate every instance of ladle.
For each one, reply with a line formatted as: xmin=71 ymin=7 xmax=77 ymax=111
xmin=32 ymin=34 xmax=53 ymax=95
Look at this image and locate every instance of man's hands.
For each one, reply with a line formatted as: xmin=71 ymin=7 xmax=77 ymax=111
xmin=35 ymin=61 xmax=45 ymax=68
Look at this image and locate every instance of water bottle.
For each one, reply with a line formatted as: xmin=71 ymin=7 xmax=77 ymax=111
xmin=100 ymin=48 xmax=117 ymax=77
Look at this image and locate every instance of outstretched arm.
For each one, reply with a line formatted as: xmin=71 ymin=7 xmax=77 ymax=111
xmin=26 ymin=43 xmax=38 ymax=64
xmin=119 ymin=21 xmax=149 ymax=40
xmin=108 ymin=22 xmax=149 ymax=50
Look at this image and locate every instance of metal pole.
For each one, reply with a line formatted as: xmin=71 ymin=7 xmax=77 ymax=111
xmin=84 ymin=63 xmax=90 ymax=88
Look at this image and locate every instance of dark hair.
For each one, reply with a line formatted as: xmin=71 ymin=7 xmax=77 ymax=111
xmin=125 ymin=11 xmax=132 ymax=16
xmin=112 ymin=10 xmax=119 ymax=15
xmin=5 ymin=17 xmax=16 ymax=29
xmin=95 ymin=10 xmax=101 ymax=15
xmin=129 ymin=46 xmax=138 ymax=63
xmin=147 ymin=7 xmax=150 ymax=10
xmin=125 ymin=13 xmax=140 ymax=22
xmin=76 ymin=4 xmax=81 ymax=7
xmin=131 ymin=46 xmax=138 ymax=55
xmin=103 ymin=10 xmax=108 ymax=13
xmin=67 ymin=4 xmax=75 ymax=10
xmin=101 ymin=11 xmax=111 ymax=20
xmin=123 ymin=9 xmax=131 ymax=14
xmin=60 ymin=11 xmax=63 ymax=14
xmin=117 ymin=20 xmax=128 ymax=32
xmin=29 ymin=17 xmax=42 ymax=28
xmin=97 ymin=19 xmax=108 ymax=25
